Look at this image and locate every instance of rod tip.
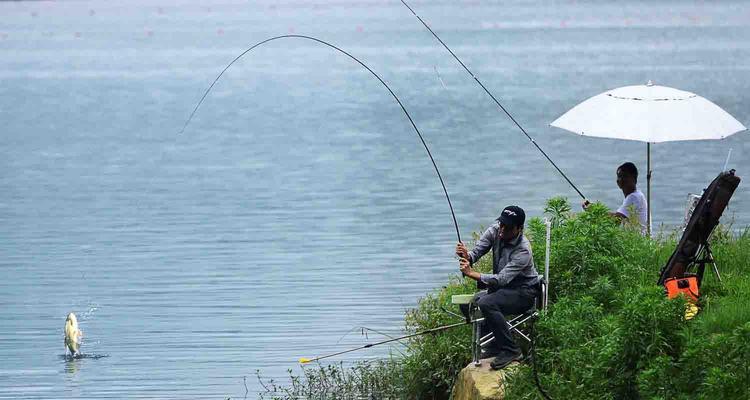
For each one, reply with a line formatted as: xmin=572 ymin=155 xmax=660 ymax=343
xmin=298 ymin=357 xmax=312 ymax=364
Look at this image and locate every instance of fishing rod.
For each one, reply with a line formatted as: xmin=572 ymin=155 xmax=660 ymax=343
xmin=181 ymin=34 xmax=462 ymax=243
xmin=299 ymin=320 xmax=468 ymax=364
xmin=399 ymin=0 xmax=587 ymax=201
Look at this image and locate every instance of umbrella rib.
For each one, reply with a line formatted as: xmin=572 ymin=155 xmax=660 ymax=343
xmin=606 ymin=93 xmax=698 ymax=101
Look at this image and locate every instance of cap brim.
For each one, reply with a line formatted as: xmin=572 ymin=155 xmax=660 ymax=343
xmin=496 ymin=215 xmax=512 ymax=226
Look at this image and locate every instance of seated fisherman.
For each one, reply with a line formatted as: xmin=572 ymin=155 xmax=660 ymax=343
xmin=583 ymin=161 xmax=648 ymax=234
xmin=456 ymin=205 xmax=540 ymax=370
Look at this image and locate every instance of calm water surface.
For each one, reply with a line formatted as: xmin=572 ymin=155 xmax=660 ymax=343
xmin=1 ymin=0 xmax=748 ymax=398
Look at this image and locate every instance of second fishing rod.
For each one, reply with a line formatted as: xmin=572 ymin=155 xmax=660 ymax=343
xmin=400 ymin=0 xmax=587 ymax=202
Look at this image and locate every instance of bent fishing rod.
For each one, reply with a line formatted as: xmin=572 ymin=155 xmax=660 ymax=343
xmin=399 ymin=0 xmax=587 ymax=201
xmin=181 ymin=34 xmax=462 ymax=243
xmin=299 ymin=320 xmax=468 ymax=364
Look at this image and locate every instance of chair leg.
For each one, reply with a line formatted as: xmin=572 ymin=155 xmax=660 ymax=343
xmin=479 ymin=332 xmax=494 ymax=348
xmin=471 ymin=306 xmax=542 ymax=364
xmin=472 ymin=317 xmax=481 ymax=366
xmin=508 ymin=312 xmax=537 ymax=344
xmin=513 ymin=328 xmax=531 ymax=343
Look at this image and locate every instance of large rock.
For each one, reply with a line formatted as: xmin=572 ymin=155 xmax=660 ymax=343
xmin=450 ymin=358 xmax=519 ymax=400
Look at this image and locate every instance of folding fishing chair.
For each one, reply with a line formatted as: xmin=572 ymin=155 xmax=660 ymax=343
xmin=451 ymin=219 xmax=551 ymax=366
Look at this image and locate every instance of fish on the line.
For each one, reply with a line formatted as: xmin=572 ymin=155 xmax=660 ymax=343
xmin=64 ymin=312 xmax=83 ymax=357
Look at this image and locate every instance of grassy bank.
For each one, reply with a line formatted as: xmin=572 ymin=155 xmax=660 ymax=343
xmin=257 ymin=198 xmax=750 ymax=400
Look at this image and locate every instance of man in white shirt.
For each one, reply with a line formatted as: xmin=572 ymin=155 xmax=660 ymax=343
xmin=584 ymin=162 xmax=648 ymax=234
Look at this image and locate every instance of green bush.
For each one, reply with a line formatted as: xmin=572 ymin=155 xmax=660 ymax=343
xmin=256 ymin=359 xmax=405 ymax=400
xmin=400 ymin=278 xmax=473 ymax=399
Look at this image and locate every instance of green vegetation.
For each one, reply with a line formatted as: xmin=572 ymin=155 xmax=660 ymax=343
xmin=257 ymin=197 xmax=750 ymax=400
xmin=256 ymin=359 xmax=405 ymax=400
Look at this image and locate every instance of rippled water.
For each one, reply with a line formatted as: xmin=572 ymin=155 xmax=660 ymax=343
xmin=1 ymin=0 xmax=748 ymax=398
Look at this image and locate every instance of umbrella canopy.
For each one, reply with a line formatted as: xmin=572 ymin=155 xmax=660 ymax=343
xmin=550 ymin=81 xmax=747 ymax=235
xmin=551 ymin=82 xmax=746 ymax=143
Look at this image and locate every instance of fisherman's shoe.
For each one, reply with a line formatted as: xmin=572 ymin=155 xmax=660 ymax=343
xmin=490 ymin=349 xmax=523 ymax=370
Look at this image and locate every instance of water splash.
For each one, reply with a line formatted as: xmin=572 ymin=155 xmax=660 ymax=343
xmin=79 ymin=303 xmax=99 ymax=322
xmin=59 ymin=353 xmax=109 ymax=361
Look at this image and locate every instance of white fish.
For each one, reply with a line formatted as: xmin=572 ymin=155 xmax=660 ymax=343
xmin=64 ymin=312 xmax=83 ymax=356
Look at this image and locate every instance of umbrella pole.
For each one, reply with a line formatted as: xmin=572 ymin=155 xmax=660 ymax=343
xmin=647 ymin=142 xmax=652 ymax=236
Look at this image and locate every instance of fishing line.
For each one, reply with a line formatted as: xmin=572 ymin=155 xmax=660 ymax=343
xmin=433 ymin=65 xmax=448 ymax=90
xmin=181 ymin=34 xmax=461 ymax=243
xmin=399 ymin=0 xmax=587 ymax=201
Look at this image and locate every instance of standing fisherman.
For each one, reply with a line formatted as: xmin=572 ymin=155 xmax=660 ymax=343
xmin=456 ymin=206 xmax=541 ymax=370
xmin=583 ymin=162 xmax=648 ymax=234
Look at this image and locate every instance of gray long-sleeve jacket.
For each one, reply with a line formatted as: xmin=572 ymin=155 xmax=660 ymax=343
xmin=468 ymin=223 xmax=540 ymax=288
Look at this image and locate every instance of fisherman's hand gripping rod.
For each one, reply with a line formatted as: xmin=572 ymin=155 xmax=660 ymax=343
xmin=399 ymin=0 xmax=588 ymax=201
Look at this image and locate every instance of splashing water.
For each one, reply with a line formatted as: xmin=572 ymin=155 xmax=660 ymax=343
xmin=60 ymin=353 xmax=109 ymax=361
xmin=79 ymin=303 xmax=99 ymax=322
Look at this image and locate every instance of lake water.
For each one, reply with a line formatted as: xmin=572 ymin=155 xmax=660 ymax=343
xmin=1 ymin=0 xmax=748 ymax=398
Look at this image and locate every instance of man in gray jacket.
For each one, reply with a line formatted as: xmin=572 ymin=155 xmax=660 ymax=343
xmin=456 ymin=205 xmax=540 ymax=370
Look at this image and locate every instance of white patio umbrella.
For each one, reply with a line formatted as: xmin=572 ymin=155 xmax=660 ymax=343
xmin=550 ymin=81 xmax=746 ymax=234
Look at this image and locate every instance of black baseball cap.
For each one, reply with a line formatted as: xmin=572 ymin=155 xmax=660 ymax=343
xmin=496 ymin=205 xmax=525 ymax=228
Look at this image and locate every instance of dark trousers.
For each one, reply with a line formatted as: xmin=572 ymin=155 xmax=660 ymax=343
xmin=475 ymin=286 xmax=537 ymax=354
